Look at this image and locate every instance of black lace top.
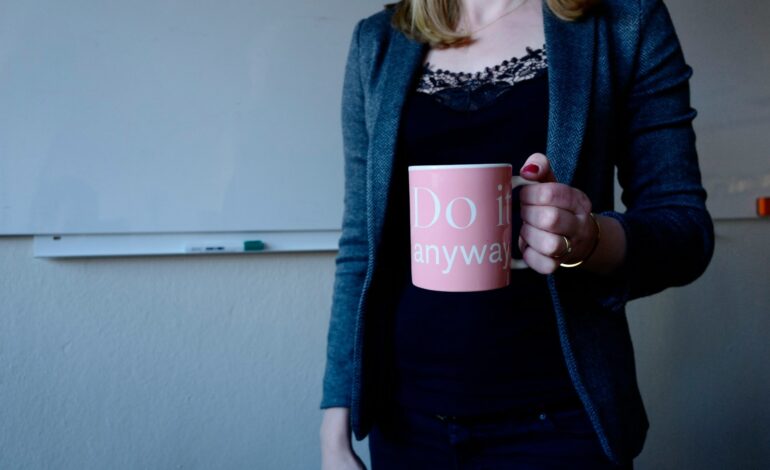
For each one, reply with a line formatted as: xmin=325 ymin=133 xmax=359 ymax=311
xmin=374 ymin=45 xmax=582 ymax=417
xmin=417 ymin=46 xmax=547 ymax=111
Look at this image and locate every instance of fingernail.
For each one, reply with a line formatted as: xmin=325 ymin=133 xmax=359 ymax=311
xmin=522 ymin=164 xmax=540 ymax=174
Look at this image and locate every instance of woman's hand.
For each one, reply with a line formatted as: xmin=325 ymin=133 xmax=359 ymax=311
xmin=320 ymin=407 xmax=366 ymax=470
xmin=517 ymin=153 xmax=617 ymax=275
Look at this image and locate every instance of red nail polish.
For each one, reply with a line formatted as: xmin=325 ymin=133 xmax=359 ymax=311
xmin=522 ymin=164 xmax=540 ymax=174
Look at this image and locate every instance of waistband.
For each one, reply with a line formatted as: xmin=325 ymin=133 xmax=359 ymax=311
xmin=430 ymin=394 xmax=584 ymax=426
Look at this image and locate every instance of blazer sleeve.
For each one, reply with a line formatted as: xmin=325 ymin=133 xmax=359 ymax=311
xmin=320 ymin=19 xmax=369 ymax=409
xmin=590 ymin=0 xmax=715 ymax=313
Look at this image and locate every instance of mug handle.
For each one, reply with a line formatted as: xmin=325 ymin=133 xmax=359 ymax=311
xmin=510 ymin=175 xmax=538 ymax=270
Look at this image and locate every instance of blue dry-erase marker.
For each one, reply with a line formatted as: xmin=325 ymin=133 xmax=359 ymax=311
xmin=184 ymin=240 xmax=265 ymax=253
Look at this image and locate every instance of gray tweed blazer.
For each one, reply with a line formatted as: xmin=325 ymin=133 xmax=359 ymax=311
xmin=321 ymin=0 xmax=715 ymax=464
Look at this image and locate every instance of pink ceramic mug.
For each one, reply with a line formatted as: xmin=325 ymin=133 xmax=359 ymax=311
xmin=408 ymin=163 xmax=536 ymax=292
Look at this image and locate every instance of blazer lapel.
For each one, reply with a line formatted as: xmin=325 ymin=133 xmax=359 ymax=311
xmin=543 ymin=4 xmax=596 ymax=186
xmin=368 ymin=32 xmax=426 ymax=252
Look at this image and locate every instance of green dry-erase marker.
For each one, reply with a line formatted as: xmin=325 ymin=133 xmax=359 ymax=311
xmin=184 ymin=240 xmax=266 ymax=253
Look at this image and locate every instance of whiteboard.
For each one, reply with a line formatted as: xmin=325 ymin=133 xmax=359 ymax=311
xmin=0 ymin=0 xmax=381 ymax=235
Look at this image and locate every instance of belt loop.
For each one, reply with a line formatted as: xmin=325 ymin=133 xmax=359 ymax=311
xmin=435 ymin=413 xmax=460 ymax=423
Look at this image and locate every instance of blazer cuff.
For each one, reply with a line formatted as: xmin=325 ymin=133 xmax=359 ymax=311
xmin=320 ymin=365 xmax=353 ymax=410
xmin=320 ymin=398 xmax=352 ymax=410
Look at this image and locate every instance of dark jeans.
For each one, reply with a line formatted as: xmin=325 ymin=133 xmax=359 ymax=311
xmin=368 ymin=402 xmax=634 ymax=469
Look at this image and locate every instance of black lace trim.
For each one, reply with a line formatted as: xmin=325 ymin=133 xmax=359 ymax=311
xmin=415 ymin=46 xmax=547 ymax=111
xmin=418 ymin=46 xmax=547 ymax=94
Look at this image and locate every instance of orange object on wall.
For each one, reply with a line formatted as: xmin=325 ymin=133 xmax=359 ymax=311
xmin=758 ymin=197 xmax=770 ymax=217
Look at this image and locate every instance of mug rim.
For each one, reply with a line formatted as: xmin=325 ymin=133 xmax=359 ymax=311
xmin=408 ymin=163 xmax=511 ymax=171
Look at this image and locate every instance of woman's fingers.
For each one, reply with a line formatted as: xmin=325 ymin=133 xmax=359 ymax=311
xmin=520 ymin=203 xmax=579 ymax=236
xmin=519 ymin=153 xmax=557 ymax=183
xmin=520 ymin=222 xmax=571 ymax=259
xmin=518 ymin=152 xmax=591 ymax=215
xmin=519 ymin=223 xmax=563 ymax=274
xmin=519 ymin=212 xmax=597 ymax=274
xmin=519 ymin=182 xmax=592 ymax=214
xmin=522 ymin=245 xmax=561 ymax=274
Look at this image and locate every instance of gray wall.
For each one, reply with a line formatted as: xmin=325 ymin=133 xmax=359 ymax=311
xmin=629 ymin=219 xmax=770 ymax=469
xmin=1 ymin=219 xmax=769 ymax=469
xmin=0 ymin=244 xmax=339 ymax=468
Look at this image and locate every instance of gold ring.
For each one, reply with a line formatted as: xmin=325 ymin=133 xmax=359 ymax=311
xmin=552 ymin=235 xmax=572 ymax=259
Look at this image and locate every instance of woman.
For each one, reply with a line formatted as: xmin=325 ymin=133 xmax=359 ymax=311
xmin=320 ymin=0 xmax=714 ymax=468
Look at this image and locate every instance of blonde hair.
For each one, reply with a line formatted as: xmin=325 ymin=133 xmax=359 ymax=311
xmin=389 ymin=0 xmax=599 ymax=47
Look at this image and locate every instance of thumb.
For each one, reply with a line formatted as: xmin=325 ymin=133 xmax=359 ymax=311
xmin=519 ymin=153 xmax=557 ymax=183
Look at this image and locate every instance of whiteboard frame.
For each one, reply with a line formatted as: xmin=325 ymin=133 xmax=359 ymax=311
xmin=32 ymin=231 xmax=340 ymax=258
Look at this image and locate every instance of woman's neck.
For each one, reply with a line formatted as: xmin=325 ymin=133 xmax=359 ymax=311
xmin=459 ymin=0 xmax=529 ymax=31
xmin=423 ymin=0 xmax=543 ymax=74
